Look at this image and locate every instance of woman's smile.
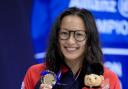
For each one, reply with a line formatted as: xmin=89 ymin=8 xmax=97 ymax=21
xmin=64 ymin=46 xmax=79 ymax=54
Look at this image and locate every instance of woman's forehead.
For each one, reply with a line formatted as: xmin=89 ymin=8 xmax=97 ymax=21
xmin=60 ymin=15 xmax=86 ymax=31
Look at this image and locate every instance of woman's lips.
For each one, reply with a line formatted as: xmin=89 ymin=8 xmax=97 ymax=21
xmin=64 ymin=47 xmax=79 ymax=53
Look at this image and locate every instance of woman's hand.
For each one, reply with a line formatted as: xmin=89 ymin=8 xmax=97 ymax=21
xmin=40 ymin=84 xmax=52 ymax=89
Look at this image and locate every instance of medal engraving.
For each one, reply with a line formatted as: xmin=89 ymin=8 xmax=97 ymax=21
xmin=41 ymin=70 xmax=57 ymax=86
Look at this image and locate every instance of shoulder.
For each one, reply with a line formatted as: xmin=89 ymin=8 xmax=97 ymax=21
xmin=28 ymin=63 xmax=46 ymax=74
xmin=23 ymin=63 xmax=46 ymax=88
xmin=103 ymin=67 xmax=121 ymax=89
xmin=28 ymin=63 xmax=46 ymax=72
xmin=24 ymin=63 xmax=46 ymax=80
xmin=104 ymin=67 xmax=118 ymax=79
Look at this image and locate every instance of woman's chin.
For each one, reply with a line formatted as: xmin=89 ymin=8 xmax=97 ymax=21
xmin=64 ymin=54 xmax=80 ymax=61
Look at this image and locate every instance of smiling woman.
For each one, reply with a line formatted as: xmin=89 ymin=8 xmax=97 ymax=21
xmin=22 ymin=7 xmax=121 ymax=89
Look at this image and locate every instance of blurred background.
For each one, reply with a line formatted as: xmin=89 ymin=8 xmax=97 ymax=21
xmin=0 ymin=0 xmax=128 ymax=89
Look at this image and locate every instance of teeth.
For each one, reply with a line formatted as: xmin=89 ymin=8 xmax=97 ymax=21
xmin=66 ymin=47 xmax=77 ymax=51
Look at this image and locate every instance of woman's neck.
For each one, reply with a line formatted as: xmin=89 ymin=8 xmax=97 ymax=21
xmin=65 ymin=59 xmax=83 ymax=75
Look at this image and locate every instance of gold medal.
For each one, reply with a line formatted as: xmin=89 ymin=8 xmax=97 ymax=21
xmin=41 ymin=70 xmax=57 ymax=86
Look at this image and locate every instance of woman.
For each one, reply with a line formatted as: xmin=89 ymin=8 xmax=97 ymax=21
xmin=22 ymin=7 xmax=120 ymax=89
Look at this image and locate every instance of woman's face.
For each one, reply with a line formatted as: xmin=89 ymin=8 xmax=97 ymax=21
xmin=59 ymin=15 xmax=87 ymax=62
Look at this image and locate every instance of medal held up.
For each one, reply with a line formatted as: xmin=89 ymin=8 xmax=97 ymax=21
xmin=41 ymin=70 xmax=57 ymax=86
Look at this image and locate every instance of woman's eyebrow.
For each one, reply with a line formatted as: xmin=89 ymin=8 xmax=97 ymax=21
xmin=61 ymin=28 xmax=70 ymax=31
xmin=62 ymin=28 xmax=84 ymax=31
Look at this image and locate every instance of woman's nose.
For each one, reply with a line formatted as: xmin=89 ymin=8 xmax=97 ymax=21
xmin=68 ymin=33 xmax=76 ymax=44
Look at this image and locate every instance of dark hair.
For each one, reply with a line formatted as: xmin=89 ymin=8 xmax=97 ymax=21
xmin=45 ymin=7 xmax=103 ymax=73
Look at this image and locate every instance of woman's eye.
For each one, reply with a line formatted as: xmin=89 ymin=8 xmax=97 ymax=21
xmin=76 ymin=33 xmax=82 ymax=36
xmin=61 ymin=32 xmax=68 ymax=35
xmin=76 ymin=33 xmax=84 ymax=37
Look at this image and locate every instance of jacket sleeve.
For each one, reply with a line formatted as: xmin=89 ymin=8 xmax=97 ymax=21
xmin=104 ymin=68 xmax=121 ymax=89
xmin=113 ymin=74 xmax=121 ymax=89
xmin=22 ymin=65 xmax=42 ymax=89
xmin=22 ymin=67 xmax=35 ymax=89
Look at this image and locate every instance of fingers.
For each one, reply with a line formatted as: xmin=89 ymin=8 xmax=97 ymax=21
xmin=40 ymin=84 xmax=52 ymax=89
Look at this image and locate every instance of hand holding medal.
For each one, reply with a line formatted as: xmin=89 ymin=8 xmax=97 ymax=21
xmin=40 ymin=70 xmax=57 ymax=89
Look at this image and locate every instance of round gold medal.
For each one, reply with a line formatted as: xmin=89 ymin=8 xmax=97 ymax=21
xmin=41 ymin=70 xmax=57 ymax=86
